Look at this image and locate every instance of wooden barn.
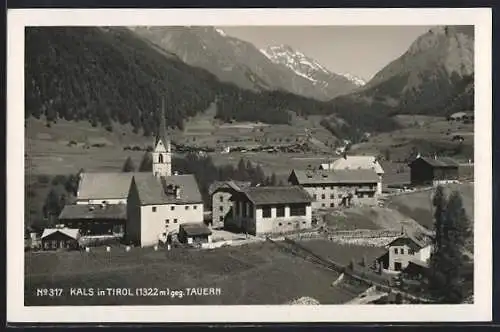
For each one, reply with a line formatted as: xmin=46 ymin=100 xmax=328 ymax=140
xmin=41 ymin=227 xmax=80 ymax=250
xmin=178 ymin=222 xmax=212 ymax=245
xmin=408 ymin=156 xmax=459 ymax=186
xmin=58 ymin=203 xmax=127 ymax=237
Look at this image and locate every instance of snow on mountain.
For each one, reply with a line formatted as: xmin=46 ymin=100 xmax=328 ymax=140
xmin=260 ymin=45 xmax=359 ymax=95
xmin=339 ymin=73 xmax=366 ymax=87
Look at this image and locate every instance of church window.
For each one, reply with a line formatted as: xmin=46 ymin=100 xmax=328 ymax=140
xmin=159 ymin=154 xmax=164 ymax=163
xmin=170 ymin=206 xmax=175 ymax=211
xmin=152 ymin=207 xmax=157 ymax=212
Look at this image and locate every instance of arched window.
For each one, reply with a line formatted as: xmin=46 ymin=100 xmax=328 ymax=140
xmin=159 ymin=154 xmax=164 ymax=163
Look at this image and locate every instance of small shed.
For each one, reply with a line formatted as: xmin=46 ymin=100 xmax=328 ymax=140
xmin=178 ymin=223 xmax=212 ymax=245
xmin=41 ymin=227 xmax=81 ymax=250
xmin=408 ymin=156 xmax=459 ymax=186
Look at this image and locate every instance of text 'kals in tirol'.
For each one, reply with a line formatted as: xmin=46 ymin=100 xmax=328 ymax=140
xmin=36 ymin=287 xmax=222 ymax=298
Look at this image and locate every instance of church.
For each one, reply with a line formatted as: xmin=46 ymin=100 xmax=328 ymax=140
xmin=58 ymin=98 xmax=204 ymax=247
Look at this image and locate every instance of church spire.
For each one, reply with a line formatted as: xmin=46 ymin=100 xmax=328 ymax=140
xmin=155 ymin=96 xmax=168 ymax=147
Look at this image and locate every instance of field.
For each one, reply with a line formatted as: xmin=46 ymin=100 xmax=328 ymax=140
xmin=386 ymin=183 xmax=474 ymax=229
xmin=297 ymin=239 xmax=387 ymax=266
xmin=351 ymin=115 xmax=474 ymax=162
xmin=25 ymin=241 xmax=363 ymax=306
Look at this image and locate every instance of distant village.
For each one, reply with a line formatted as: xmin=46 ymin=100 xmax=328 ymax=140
xmin=27 ymin=105 xmax=474 ymax=283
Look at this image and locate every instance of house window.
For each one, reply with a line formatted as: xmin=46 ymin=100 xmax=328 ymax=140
xmin=159 ymin=154 xmax=164 ymax=163
xmin=174 ymin=219 xmax=178 ymax=223
xmin=170 ymin=206 xmax=175 ymax=211
xmin=394 ymin=248 xmax=398 ymax=254
xmin=330 ymin=203 xmax=334 ymax=207
xmin=287 ymin=222 xmax=292 ymax=226
xmin=219 ymin=206 xmax=224 ymax=212
xmin=290 ymin=204 xmax=306 ymax=216
xmin=322 ymin=203 xmax=325 ymax=207
xmin=394 ymin=262 xmax=402 ymax=271
xmin=321 ymin=194 xmax=325 ymax=199
xmin=152 ymin=206 xmax=157 ymax=212
xmin=313 ymin=194 xmax=317 ymax=200
xmin=165 ymin=219 xmax=170 ymax=225
xmin=330 ymin=194 xmax=334 ymax=199
xmin=262 ymin=206 xmax=272 ymax=218
xmin=400 ymin=248 xmax=405 ymax=254
xmin=219 ymin=216 xmax=223 ymax=222
xmin=278 ymin=222 xmax=283 ymax=226
xmin=330 ymin=186 xmax=334 ymax=190
xmin=185 ymin=206 xmax=189 ymax=210
xmin=276 ymin=205 xmax=285 ymax=217
xmin=193 ymin=205 xmax=197 ymax=210
xmin=302 ymin=221 xmax=306 ymax=224
xmin=409 ymin=248 xmax=415 ymax=255
xmin=219 ymin=196 xmax=224 ymax=202
xmin=322 ymin=186 xmax=326 ymax=190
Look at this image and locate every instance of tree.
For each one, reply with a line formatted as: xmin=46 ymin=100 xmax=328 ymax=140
xmin=138 ymin=152 xmax=153 ymax=172
xmin=122 ymin=156 xmax=136 ymax=172
xmin=428 ymin=189 xmax=470 ymax=303
xmin=383 ymin=148 xmax=391 ymax=161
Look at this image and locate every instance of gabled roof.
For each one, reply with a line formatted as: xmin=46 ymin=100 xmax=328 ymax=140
xmin=132 ymin=173 xmax=203 ymax=205
xmin=77 ymin=172 xmax=134 ymax=200
xmin=411 ymin=156 xmax=459 ymax=168
xmin=208 ymin=180 xmax=251 ymax=195
xmin=290 ymin=168 xmax=379 ymax=185
xmin=180 ymin=222 xmax=212 ymax=236
xmin=242 ymin=185 xmax=313 ymax=205
xmin=41 ymin=228 xmax=80 ymax=240
xmin=387 ymin=234 xmax=431 ymax=251
xmin=58 ymin=204 xmax=127 ymax=221
xmin=329 ymin=155 xmax=385 ymax=174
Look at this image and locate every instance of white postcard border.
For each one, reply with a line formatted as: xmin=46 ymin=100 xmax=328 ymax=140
xmin=7 ymin=8 xmax=493 ymax=323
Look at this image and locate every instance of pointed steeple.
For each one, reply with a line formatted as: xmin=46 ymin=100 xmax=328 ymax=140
xmin=155 ymin=96 xmax=169 ymax=148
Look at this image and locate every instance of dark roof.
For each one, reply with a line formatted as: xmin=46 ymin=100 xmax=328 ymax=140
xmin=58 ymin=204 xmax=127 ymax=220
xmin=243 ymin=186 xmax=313 ymax=205
xmin=387 ymin=234 xmax=431 ymax=251
xmin=290 ymin=168 xmax=379 ymax=185
xmin=180 ymin=222 xmax=212 ymax=236
xmin=132 ymin=173 xmax=203 ymax=205
xmin=411 ymin=156 xmax=459 ymax=168
xmin=208 ymin=180 xmax=251 ymax=195
xmin=77 ymin=172 xmax=134 ymax=200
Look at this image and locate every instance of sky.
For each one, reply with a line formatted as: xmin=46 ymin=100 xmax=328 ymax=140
xmin=222 ymin=26 xmax=433 ymax=81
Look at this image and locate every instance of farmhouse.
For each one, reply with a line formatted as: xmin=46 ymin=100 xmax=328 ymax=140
xmin=288 ymin=168 xmax=380 ymax=210
xmin=320 ymin=155 xmax=384 ymax=195
xmin=58 ymin=203 xmax=127 ymax=237
xmin=126 ymin=173 xmax=204 ymax=247
xmin=41 ymin=227 xmax=80 ymax=250
xmin=209 ymin=180 xmax=251 ymax=229
xmin=409 ymin=156 xmax=459 ymax=186
xmin=377 ymin=234 xmax=432 ymax=273
xmin=227 ymin=186 xmax=313 ymax=235
xmin=178 ymin=222 xmax=213 ymax=245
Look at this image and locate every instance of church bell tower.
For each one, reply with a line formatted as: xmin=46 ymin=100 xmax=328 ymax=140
xmin=152 ymin=97 xmax=172 ymax=178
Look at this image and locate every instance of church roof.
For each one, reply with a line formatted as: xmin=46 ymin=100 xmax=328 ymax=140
xmin=132 ymin=173 xmax=203 ymax=205
xmin=77 ymin=172 xmax=135 ymax=200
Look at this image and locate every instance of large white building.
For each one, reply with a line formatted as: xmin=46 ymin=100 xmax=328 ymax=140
xmin=320 ymin=155 xmax=384 ymax=195
xmin=126 ymin=173 xmax=204 ymax=247
xmin=288 ymin=168 xmax=380 ymax=210
xmin=226 ymin=186 xmax=313 ymax=235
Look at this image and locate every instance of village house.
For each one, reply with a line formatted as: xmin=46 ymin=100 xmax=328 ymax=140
xmin=288 ymin=168 xmax=380 ymax=210
xmin=376 ymin=234 xmax=433 ymax=273
xmin=58 ymin=203 xmax=127 ymax=237
xmin=319 ymin=155 xmax=384 ymax=195
xmin=408 ymin=155 xmax=460 ymax=186
xmin=227 ymin=186 xmax=313 ymax=235
xmin=208 ymin=180 xmax=251 ymax=229
xmin=126 ymin=173 xmax=204 ymax=247
xmin=41 ymin=226 xmax=81 ymax=250
xmin=178 ymin=222 xmax=213 ymax=245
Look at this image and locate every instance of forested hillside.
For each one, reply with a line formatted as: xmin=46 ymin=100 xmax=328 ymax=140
xmin=25 ymin=27 xmax=399 ymax=140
